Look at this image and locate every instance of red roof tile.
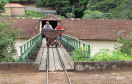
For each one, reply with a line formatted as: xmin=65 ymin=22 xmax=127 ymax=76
xmin=61 ymin=18 xmax=132 ymax=40
xmin=40 ymin=14 xmax=61 ymax=21
xmin=0 ymin=17 xmax=132 ymax=40
xmin=0 ymin=17 xmax=40 ymax=39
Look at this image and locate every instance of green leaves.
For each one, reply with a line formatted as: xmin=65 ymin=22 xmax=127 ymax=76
xmin=89 ymin=0 xmax=117 ymax=13
xmin=71 ymin=47 xmax=91 ymax=61
xmin=72 ymin=47 xmax=132 ymax=62
xmin=87 ymin=0 xmax=132 ymax=19
xmin=0 ymin=0 xmax=8 ymax=13
xmin=109 ymin=0 xmax=132 ymax=19
xmin=66 ymin=13 xmax=75 ymax=18
xmin=116 ymin=33 xmax=132 ymax=55
xmin=92 ymin=49 xmax=132 ymax=61
xmin=0 ymin=21 xmax=18 ymax=62
xmin=35 ymin=0 xmax=89 ymax=18
xmin=83 ymin=10 xmax=109 ymax=19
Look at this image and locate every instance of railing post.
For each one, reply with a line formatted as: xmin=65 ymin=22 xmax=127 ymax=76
xmin=88 ymin=45 xmax=90 ymax=56
xmin=20 ymin=46 xmax=23 ymax=62
xmin=35 ymin=37 xmax=36 ymax=49
xmin=76 ymin=40 xmax=78 ymax=48
xmin=32 ymin=38 xmax=34 ymax=46
xmin=27 ymin=41 xmax=28 ymax=50
xmin=24 ymin=45 xmax=25 ymax=53
xmin=61 ymin=34 xmax=91 ymax=60
xmin=17 ymin=33 xmax=42 ymax=62
xmin=66 ymin=37 xmax=68 ymax=47
xmin=74 ymin=39 xmax=75 ymax=47
xmin=79 ymin=41 xmax=80 ymax=47
xmin=30 ymin=40 xmax=31 ymax=47
xmin=83 ymin=43 xmax=85 ymax=47
xmin=27 ymin=55 xmax=28 ymax=62
xmin=67 ymin=38 xmax=69 ymax=48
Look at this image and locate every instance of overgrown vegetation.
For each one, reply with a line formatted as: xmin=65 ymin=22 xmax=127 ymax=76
xmin=0 ymin=21 xmax=19 ymax=62
xmin=35 ymin=0 xmax=89 ymax=18
xmin=82 ymin=10 xmax=111 ymax=19
xmin=35 ymin=0 xmax=132 ymax=19
xmin=8 ymin=0 xmax=35 ymax=1
xmin=92 ymin=49 xmax=132 ymax=61
xmin=116 ymin=33 xmax=132 ymax=55
xmin=71 ymin=33 xmax=132 ymax=61
xmin=87 ymin=0 xmax=132 ymax=19
xmin=66 ymin=13 xmax=75 ymax=18
xmin=71 ymin=47 xmax=91 ymax=61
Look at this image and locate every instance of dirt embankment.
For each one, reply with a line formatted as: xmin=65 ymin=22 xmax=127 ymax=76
xmin=0 ymin=71 xmax=132 ymax=84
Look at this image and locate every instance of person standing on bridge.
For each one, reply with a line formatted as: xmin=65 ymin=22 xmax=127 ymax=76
xmin=43 ymin=21 xmax=53 ymax=41
xmin=55 ymin=23 xmax=64 ymax=46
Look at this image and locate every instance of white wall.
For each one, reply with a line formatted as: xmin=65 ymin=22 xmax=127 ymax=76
xmin=15 ymin=38 xmax=29 ymax=58
xmin=81 ymin=39 xmax=120 ymax=56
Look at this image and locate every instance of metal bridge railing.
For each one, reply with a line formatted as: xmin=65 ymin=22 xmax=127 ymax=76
xmin=62 ymin=34 xmax=91 ymax=56
xmin=17 ymin=33 xmax=42 ymax=62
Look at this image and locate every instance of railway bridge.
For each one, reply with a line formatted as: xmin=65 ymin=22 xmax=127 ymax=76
xmin=16 ymin=33 xmax=91 ymax=72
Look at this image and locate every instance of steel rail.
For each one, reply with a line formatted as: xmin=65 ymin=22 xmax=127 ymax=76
xmin=56 ymin=48 xmax=72 ymax=84
xmin=46 ymin=47 xmax=49 ymax=84
xmin=46 ymin=47 xmax=71 ymax=84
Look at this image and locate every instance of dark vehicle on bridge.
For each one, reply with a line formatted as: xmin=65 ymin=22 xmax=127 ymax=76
xmin=41 ymin=29 xmax=64 ymax=47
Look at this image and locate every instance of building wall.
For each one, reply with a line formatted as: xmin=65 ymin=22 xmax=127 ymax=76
xmin=81 ymin=39 xmax=120 ymax=56
xmin=15 ymin=38 xmax=29 ymax=57
xmin=2 ymin=8 xmax=11 ymax=15
xmin=12 ymin=8 xmax=25 ymax=15
xmin=2 ymin=7 xmax=25 ymax=15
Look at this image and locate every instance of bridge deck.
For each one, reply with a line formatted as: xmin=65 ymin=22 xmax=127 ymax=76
xmin=35 ymin=38 xmax=74 ymax=72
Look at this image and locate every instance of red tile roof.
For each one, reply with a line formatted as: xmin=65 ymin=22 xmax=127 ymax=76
xmin=4 ymin=3 xmax=25 ymax=8
xmin=0 ymin=17 xmax=40 ymax=39
xmin=40 ymin=14 xmax=61 ymax=21
xmin=0 ymin=17 xmax=132 ymax=40
xmin=61 ymin=18 xmax=132 ymax=40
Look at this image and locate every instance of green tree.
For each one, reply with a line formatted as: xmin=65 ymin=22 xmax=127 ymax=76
xmin=35 ymin=0 xmax=71 ymax=16
xmin=109 ymin=0 xmax=132 ymax=19
xmin=0 ymin=0 xmax=8 ymax=14
xmin=89 ymin=0 xmax=119 ymax=13
xmin=89 ymin=0 xmax=104 ymax=5
xmin=0 ymin=21 xmax=18 ymax=62
xmin=73 ymin=0 xmax=89 ymax=18
xmin=83 ymin=10 xmax=110 ymax=19
xmin=88 ymin=0 xmax=132 ymax=19
xmin=66 ymin=13 xmax=75 ymax=18
xmin=35 ymin=0 xmax=89 ymax=18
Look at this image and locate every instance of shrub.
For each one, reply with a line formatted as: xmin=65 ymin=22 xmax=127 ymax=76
xmin=61 ymin=16 xmax=65 ymax=18
xmin=71 ymin=47 xmax=91 ymax=61
xmin=92 ymin=49 xmax=132 ymax=61
xmin=66 ymin=13 xmax=75 ymax=18
xmin=115 ymin=33 xmax=132 ymax=55
xmin=0 ymin=21 xmax=19 ymax=62
xmin=71 ymin=48 xmax=132 ymax=61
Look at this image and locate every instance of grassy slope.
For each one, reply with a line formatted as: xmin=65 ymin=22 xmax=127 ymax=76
xmin=25 ymin=10 xmax=43 ymax=18
xmin=0 ymin=10 xmax=43 ymax=18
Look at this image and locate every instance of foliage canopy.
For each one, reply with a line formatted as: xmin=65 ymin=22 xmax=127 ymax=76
xmin=0 ymin=21 xmax=18 ymax=62
xmin=0 ymin=0 xmax=8 ymax=13
xmin=36 ymin=0 xmax=132 ymax=19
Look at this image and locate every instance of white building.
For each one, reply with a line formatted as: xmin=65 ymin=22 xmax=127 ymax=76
xmin=0 ymin=15 xmax=132 ymax=56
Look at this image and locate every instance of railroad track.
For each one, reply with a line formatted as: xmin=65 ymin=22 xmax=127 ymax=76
xmin=46 ymin=47 xmax=71 ymax=84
